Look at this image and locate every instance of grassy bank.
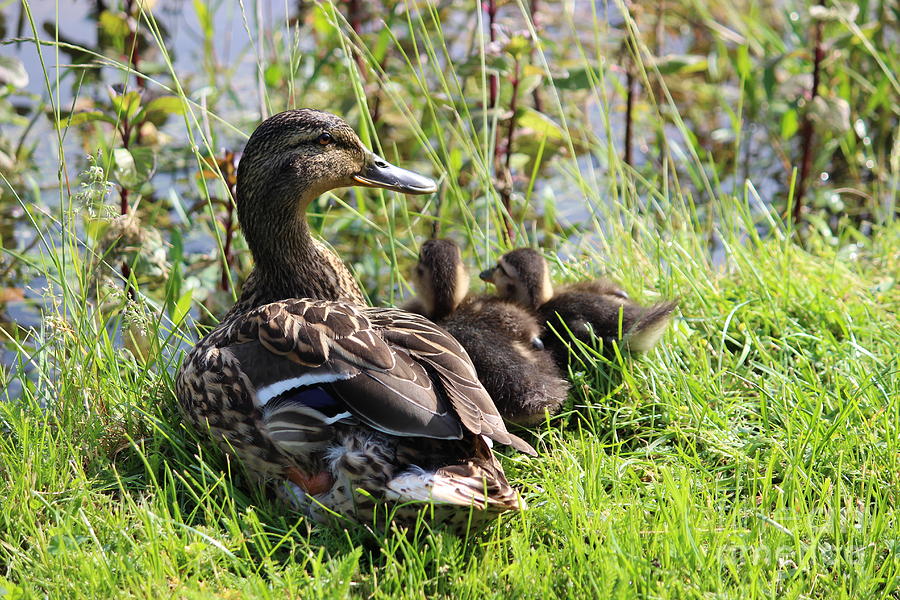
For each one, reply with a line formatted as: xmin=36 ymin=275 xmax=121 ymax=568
xmin=1 ymin=211 xmax=897 ymax=598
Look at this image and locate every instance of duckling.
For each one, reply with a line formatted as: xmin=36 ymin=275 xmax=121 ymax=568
xmin=406 ymin=239 xmax=569 ymax=426
xmin=177 ymin=110 xmax=535 ymax=534
xmin=480 ymin=248 xmax=677 ymax=367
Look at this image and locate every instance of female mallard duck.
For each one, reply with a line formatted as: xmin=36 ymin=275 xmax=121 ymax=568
xmin=405 ymin=239 xmax=569 ymax=426
xmin=176 ymin=110 xmax=535 ymax=532
xmin=480 ymin=248 xmax=677 ymax=367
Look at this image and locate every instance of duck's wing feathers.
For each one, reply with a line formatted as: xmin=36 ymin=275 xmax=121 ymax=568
xmin=368 ymin=307 xmax=536 ymax=456
xmin=213 ymin=299 xmax=534 ymax=455
xmin=215 ymin=299 xmax=462 ymax=443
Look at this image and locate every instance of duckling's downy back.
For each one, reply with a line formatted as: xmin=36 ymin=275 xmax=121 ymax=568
xmin=408 ymin=239 xmax=569 ymax=425
xmin=541 ymin=281 xmax=678 ymax=358
xmin=482 ymin=248 xmax=678 ymax=366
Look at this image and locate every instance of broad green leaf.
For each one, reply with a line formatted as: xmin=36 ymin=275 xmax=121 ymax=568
xmin=371 ymin=27 xmax=393 ymax=63
xmin=651 ymin=54 xmax=709 ymax=76
xmin=457 ymin=53 xmax=512 ymax=78
xmin=311 ymin=5 xmax=336 ymax=38
xmin=112 ymin=147 xmax=157 ymax=189
xmin=0 ymin=150 xmax=13 ymax=171
xmin=503 ymin=34 xmax=531 ymax=58
xmin=781 ymin=109 xmax=799 ymax=139
xmin=83 ymin=214 xmax=110 ymax=242
xmin=57 ymin=111 xmax=116 ymax=128
xmin=0 ymin=56 xmax=28 ymax=88
xmin=140 ymin=95 xmax=185 ymax=125
xmin=99 ymin=10 xmax=130 ymax=39
xmin=516 ymin=108 xmax=566 ymax=141
xmin=552 ymin=67 xmax=593 ymax=90
xmin=143 ymin=96 xmax=185 ymax=116
xmin=763 ymin=63 xmax=777 ymax=100
xmin=264 ymin=64 xmax=284 ymax=88
xmin=112 ymin=148 xmax=137 ymax=186
xmin=109 ymin=90 xmax=143 ymax=121
xmin=807 ymin=96 xmax=851 ymax=135
xmin=864 ymin=77 xmax=891 ymax=114
xmin=508 ymin=152 xmax=531 ymax=171
xmin=736 ymin=45 xmax=751 ymax=80
xmin=519 ymin=73 xmax=544 ymax=98
xmin=0 ymin=576 xmax=24 ymax=599
xmin=192 ymin=0 xmax=213 ymax=37
xmin=172 ymin=288 xmax=193 ymax=325
xmin=130 ymin=147 xmax=157 ymax=186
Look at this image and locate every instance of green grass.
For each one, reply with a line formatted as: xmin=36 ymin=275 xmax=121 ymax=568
xmin=1 ymin=0 xmax=899 ymax=598
xmin=1 ymin=215 xmax=898 ymax=599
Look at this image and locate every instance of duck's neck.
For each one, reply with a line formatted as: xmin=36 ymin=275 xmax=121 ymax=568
xmin=228 ymin=200 xmax=365 ymax=316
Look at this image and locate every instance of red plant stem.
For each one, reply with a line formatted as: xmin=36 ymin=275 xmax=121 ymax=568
xmin=119 ymin=187 xmax=129 ymax=215
xmin=118 ymin=119 xmax=131 ymax=215
xmin=504 ymin=57 xmax=521 ymax=175
xmin=529 ymin=0 xmax=543 ymax=111
xmin=370 ymin=55 xmax=388 ymax=126
xmin=624 ymin=65 xmax=635 ymax=166
xmin=486 ymin=0 xmax=498 ymax=108
xmin=431 ymin=190 xmax=443 ymax=240
xmin=220 ymin=203 xmax=234 ymax=291
xmin=220 ymin=152 xmax=238 ymax=292
xmin=124 ymin=0 xmax=145 ymax=91
xmin=122 ymin=261 xmax=135 ymax=300
xmin=345 ymin=0 xmax=367 ymax=80
xmin=793 ymin=4 xmax=825 ymax=223
xmin=621 ymin=2 xmax=643 ymax=168
xmin=117 ymin=100 xmax=133 ymax=296
xmin=484 ymin=0 xmax=511 ymax=240
xmin=495 ymin=56 xmax=521 ymax=243
xmin=347 ymin=0 xmax=362 ymax=34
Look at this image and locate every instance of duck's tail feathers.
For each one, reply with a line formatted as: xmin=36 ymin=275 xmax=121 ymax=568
xmin=385 ymin=463 xmax=524 ymax=512
xmin=625 ymin=300 xmax=678 ymax=352
xmin=385 ymin=438 xmax=524 ymax=512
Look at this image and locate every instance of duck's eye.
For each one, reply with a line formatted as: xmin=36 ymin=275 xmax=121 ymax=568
xmin=416 ymin=265 xmax=425 ymax=275
xmin=317 ymin=133 xmax=333 ymax=145
xmin=506 ymin=283 xmax=516 ymax=295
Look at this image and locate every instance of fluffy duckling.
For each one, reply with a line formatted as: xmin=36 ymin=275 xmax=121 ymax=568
xmin=480 ymin=248 xmax=677 ymax=367
xmin=406 ymin=239 xmax=569 ymax=426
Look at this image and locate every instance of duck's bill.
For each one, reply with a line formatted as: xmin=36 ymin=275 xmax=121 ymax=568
xmin=353 ymin=155 xmax=437 ymax=195
xmin=479 ymin=267 xmax=497 ymax=283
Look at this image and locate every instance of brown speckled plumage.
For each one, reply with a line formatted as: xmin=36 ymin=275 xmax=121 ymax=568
xmin=407 ymin=239 xmax=569 ymax=425
xmin=176 ymin=110 xmax=531 ymax=533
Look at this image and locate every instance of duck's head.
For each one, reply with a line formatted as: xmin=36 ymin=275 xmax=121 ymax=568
xmin=411 ymin=239 xmax=471 ymax=320
xmin=236 ymin=110 xmax=436 ymax=248
xmin=480 ymin=248 xmax=554 ymax=309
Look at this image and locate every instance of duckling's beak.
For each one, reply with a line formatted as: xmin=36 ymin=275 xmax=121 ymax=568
xmin=352 ymin=153 xmax=437 ymax=195
xmin=479 ymin=267 xmax=497 ymax=283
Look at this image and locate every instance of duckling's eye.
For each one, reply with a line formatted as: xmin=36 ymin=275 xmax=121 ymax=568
xmin=317 ymin=133 xmax=333 ymax=146
xmin=506 ymin=284 xmax=515 ymax=295
xmin=416 ymin=265 xmax=425 ymax=276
